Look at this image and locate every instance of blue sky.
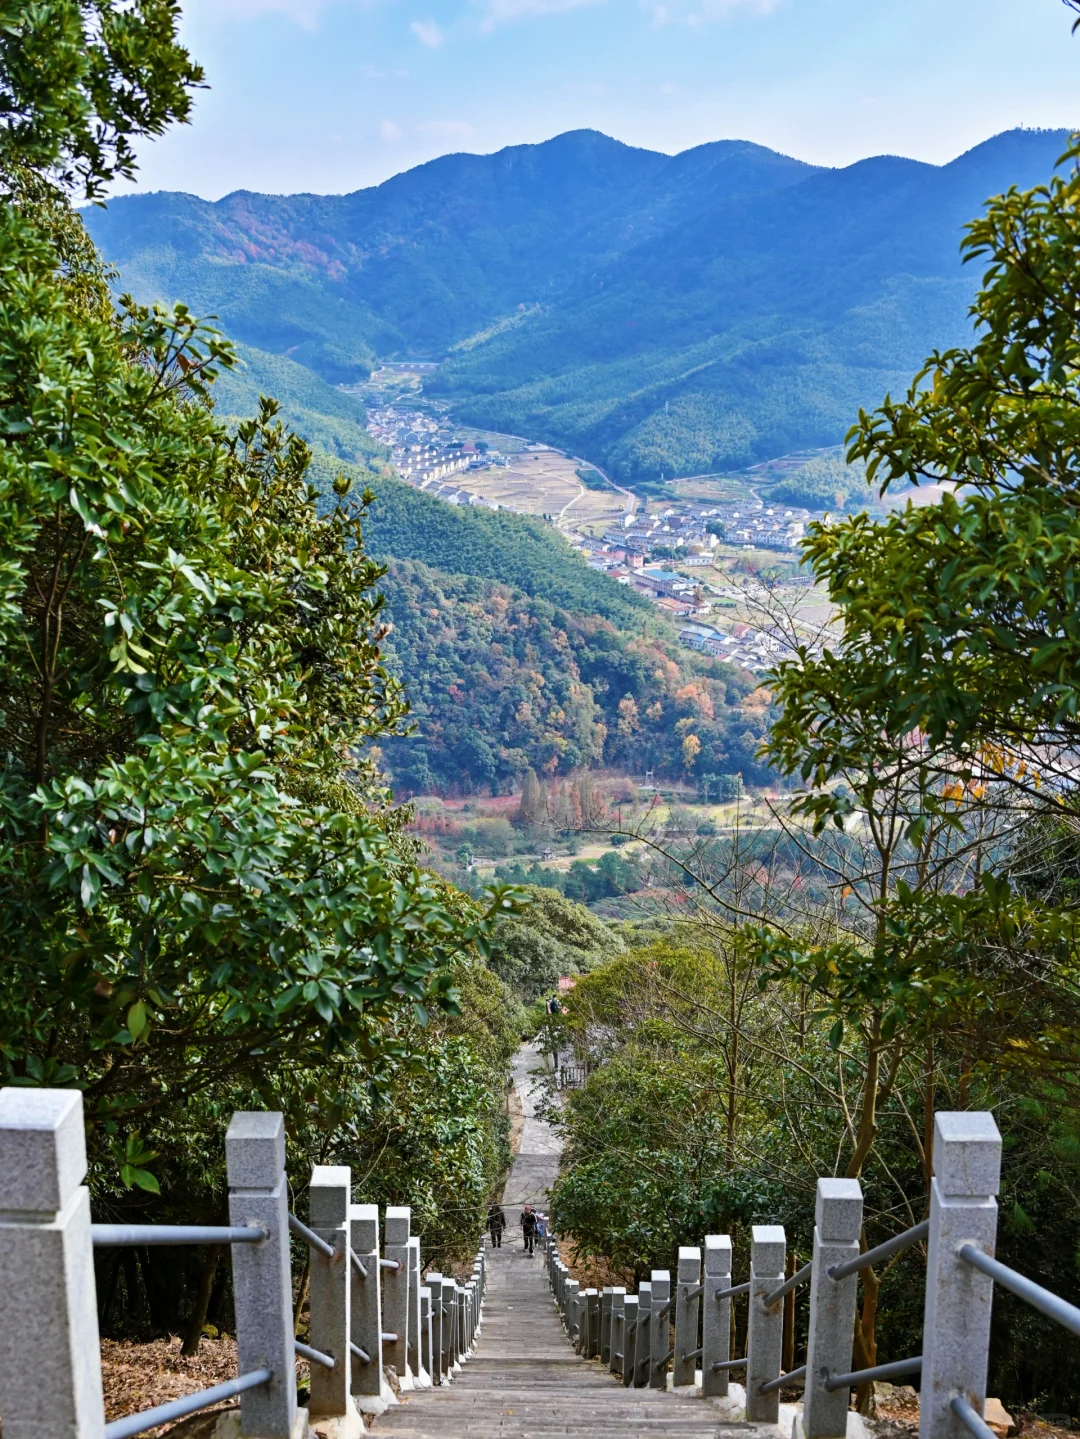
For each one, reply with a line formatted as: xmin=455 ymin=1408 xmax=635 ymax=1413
xmin=118 ymin=0 xmax=1080 ymax=198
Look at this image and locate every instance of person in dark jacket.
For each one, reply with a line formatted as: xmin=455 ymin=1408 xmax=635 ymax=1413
xmin=487 ymin=1201 xmax=506 ymax=1247
xmin=521 ymin=1204 xmax=539 ymax=1255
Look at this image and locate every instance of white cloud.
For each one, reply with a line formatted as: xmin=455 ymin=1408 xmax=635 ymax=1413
xmin=379 ymin=118 xmax=402 ymax=141
xmin=410 ymin=17 xmax=446 ymax=45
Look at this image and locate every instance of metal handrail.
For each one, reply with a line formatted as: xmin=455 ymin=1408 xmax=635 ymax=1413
xmin=654 ymin=1299 xmax=672 ymax=1320
xmin=92 ymin=1224 xmax=265 ymax=1247
xmin=828 ymin=1220 xmax=929 ymax=1281
xmin=952 ymin=1395 xmax=999 ymax=1439
xmin=381 ymin=1331 xmax=399 ymax=1343
xmin=380 ymin=1257 xmax=401 ymax=1271
xmin=715 ymin=1280 xmax=751 ymax=1300
xmin=711 ymin=1356 xmax=748 ymax=1372
xmin=295 ymin=1339 xmax=336 ymax=1369
xmin=681 ymin=1346 xmax=703 ymax=1363
xmin=824 ymin=1355 xmax=922 ymax=1392
xmin=289 ymin=1212 xmax=335 ymax=1259
xmin=758 ymin=1364 xmax=807 ymax=1395
xmin=350 ymin=1247 xmax=369 ymax=1281
xmin=958 ymin=1243 xmax=1080 ymax=1337
xmin=103 ymin=1368 xmax=272 ymax=1439
xmin=654 ymin=1345 xmax=676 ymax=1372
xmin=681 ymin=1283 xmax=704 ymax=1302
xmin=350 ymin=1342 xmax=372 ymax=1365
xmin=763 ymin=1261 xmax=813 ymax=1308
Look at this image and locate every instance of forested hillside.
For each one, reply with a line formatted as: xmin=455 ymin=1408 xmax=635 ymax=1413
xmin=85 ymin=126 xmax=1069 ymax=481
xmin=362 ymin=469 xmax=652 ymax=627
xmin=378 ymin=557 xmax=765 ymax=793
xmin=214 ymin=341 xmax=388 ymax=469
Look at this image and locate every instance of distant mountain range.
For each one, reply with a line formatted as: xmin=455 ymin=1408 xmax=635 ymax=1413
xmin=84 ymin=127 xmax=1070 ymax=482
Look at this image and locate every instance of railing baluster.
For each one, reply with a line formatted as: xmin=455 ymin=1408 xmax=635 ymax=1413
xmin=600 ymin=1285 xmax=614 ymax=1366
xmin=919 ymin=1113 xmax=1002 ymax=1439
xmin=649 ymin=1269 xmax=671 ymax=1390
xmin=800 ymin=1178 xmax=862 ymax=1439
xmin=623 ymin=1295 xmax=639 ymax=1387
xmin=350 ymin=1202 xmax=392 ymax=1414
xmin=634 ymin=1282 xmax=652 ymax=1387
xmin=702 ymin=1235 xmax=732 ymax=1398
xmin=673 ymin=1245 xmax=702 ymax=1389
xmin=609 ymin=1287 xmax=626 ymax=1378
xmin=308 ymin=1165 xmax=352 ymax=1425
xmin=383 ymin=1207 xmax=412 ymax=1388
xmin=227 ymin=1110 xmax=298 ymax=1438
xmin=746 ymin=1224 xmax=786 ymax=1423
xmin=0 ymin=1088 xmax=106 ymax=1439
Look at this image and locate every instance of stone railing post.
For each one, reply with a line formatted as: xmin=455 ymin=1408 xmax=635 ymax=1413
xmin=565 ymin=1278 xmax=580 ymax=1346
xmin=649 ymin=1269 xmax=671 ymax=1389
xmin=455 ymin=1283 xmax=466 ymax=1367
xmin=609 ymin=1287 xmax=626 ymax=1377
xmin=227 ymin=1110 xmax=299 ymax=1438
xmin=308 ymin=1165 xmax=354 ymax=1427
xmin=0 ymin=1088 xmax=106 ymax=1439
xmin=802 ymin=1179 xmax=863 ymax=1439
xmin=746 ymin=1224 xmax=786 ymax=1422
xmin=586 ymin=1288 xmax=601 ymax=1359
xmin=440 ymin=1276 xmax=456 ymax=1377
xmin=919 ymin=1112 xmax=1002 ymax=1439
xmin=348 ymin=1204 xmax=389 ymax=1412
xmin=673 ymin=1245 xmax=702 ymax=1389
xmin=425 ymin=1271 xmax=444 ymax=1384
xmin=420 ymin=1286 xmax=433 ymax=1382
xmin=702 ymin=1234 xmax=732 ymax=1397
xmin=600 ymin=1285 xmax=614 ymax=1365
xmin=383 ymin=1207 xmax=411 ymax=1387
xmin=634 ymin=1281 xmax=652 ymax=1387
xmin=407 ymin=1237 xmax=427 ymax=1385
xmin=622 ymin=1294 xmax=639 ymax=1386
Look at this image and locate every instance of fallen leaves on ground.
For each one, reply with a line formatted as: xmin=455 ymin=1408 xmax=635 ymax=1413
xmin=101 ymin=1336 xmax=241 ymax=1436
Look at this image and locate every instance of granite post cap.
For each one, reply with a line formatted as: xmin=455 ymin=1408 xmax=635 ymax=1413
xmin=934 ymin=1112 xmax=1002 ymax=1197
xmin=385 ymin=1206 xmax=411 ymax=1245
xmin=225 ymin=1111 xmax=285 ymax=1189
xmin=310 ymin=1165 xmax=351 ymax=1226
xmin=815 ymin=1177 xmax=864 ymax=1242
xmin=705 ymin=1234 xmax=733 ymax=1274
xmin=0 ymin=1087 xmax=86 ymax=1212
xmin=751 ymin=1224 xmax=786 ymax=1273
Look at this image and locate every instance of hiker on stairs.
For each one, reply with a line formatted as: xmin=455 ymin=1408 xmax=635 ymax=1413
xmin=488 ymin=1200 xmax=507 ymax=1247
xmin=521 ymin=1203 xmax=539 ymax=1256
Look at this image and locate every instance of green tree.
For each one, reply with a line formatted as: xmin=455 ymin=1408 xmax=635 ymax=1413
xmin=485 ymin=887 xmax=623 ymax=1001
xmin=0 ymin=0 xmax=203 ymax=198
xmin=0 ymin=16 xmax=506 ymax=1152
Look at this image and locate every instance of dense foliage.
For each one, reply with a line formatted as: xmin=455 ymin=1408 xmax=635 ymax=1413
xmin=84 ymin=128 xmax=1069 ymax=480
xmin=0 ymin=5 xmax=520 ymax=1353
xmin=363 ymin=473 xmax=652 ymax=628
xmin=549 ymin=940 xmax=1080 ymax=1408
xmin=213 ymin=342 xmax=389 ymax=473
xmin=765 ymin=452 xmax=867 ymax=511
xmin=376 ymin=557 xmax=767 ymax=793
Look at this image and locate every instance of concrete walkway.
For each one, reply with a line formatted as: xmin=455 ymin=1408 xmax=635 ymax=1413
xmin=371 ymin=1044 xmax=773 ymax=1439
xmin=501 ymin=1043 xmax=562 ymax=1234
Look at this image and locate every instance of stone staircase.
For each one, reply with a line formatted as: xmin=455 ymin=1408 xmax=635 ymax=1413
xmin=370 ymin=1239 xmax=764 ymax=1439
